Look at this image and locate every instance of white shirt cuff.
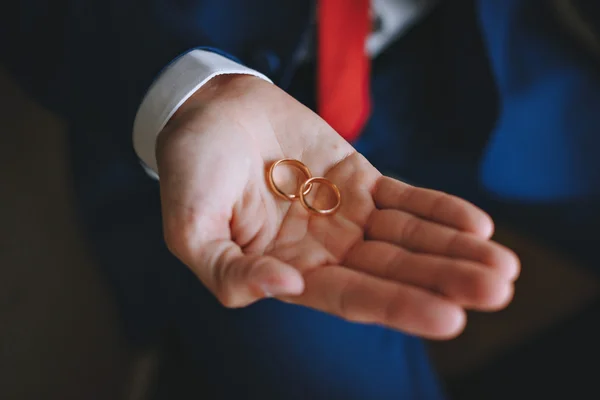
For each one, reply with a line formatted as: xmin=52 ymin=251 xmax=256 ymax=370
xmin=132 ymin=49 xmax=273 ymax=179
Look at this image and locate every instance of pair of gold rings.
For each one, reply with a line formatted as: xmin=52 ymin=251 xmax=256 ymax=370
xmin=267 ymin=159 xmax=341 ymax=216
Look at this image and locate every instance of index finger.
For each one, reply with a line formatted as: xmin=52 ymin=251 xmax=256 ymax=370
xmin=373 ymin=176 xmax=494 ymax=238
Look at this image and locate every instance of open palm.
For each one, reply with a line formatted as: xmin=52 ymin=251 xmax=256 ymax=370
xmin=156 ymin=75 xmax=519 ymax=339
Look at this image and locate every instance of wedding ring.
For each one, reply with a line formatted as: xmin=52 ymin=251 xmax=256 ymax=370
xmin=267 ymin=158 xmax=313 ymax=201
xmin=298 ymin=177 xmax=341 ymax=216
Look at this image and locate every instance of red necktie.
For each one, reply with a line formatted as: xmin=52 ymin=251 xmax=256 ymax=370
xmin=317 ymin=0 xmax=371 ymax=142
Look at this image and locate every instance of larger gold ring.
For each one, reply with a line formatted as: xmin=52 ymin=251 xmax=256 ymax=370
xmin=299 ymin=177 xmax=341 ymax=216
xmin=267 ymin=159 xmax=313 ymax=201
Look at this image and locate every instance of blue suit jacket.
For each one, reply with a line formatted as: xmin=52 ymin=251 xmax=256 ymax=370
xmin=1 ymin=0 xmax=599 ymax=228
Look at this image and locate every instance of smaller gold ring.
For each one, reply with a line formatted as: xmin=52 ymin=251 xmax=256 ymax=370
xmin=267 ymin=159 xmax=313 ymax=201
xmin=298 ymin=177 xmax=341 ymax=216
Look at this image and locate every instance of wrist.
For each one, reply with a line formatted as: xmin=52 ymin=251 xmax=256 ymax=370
xmin=168 ymin=74 xmax=260 ymax=123
xmin=157 ymin=73 xmax=270 ymax=147
xmin=155 ymin=73 xmax=268 ymax=169
xmin=133 ymin=48 xmax=272 ymax=178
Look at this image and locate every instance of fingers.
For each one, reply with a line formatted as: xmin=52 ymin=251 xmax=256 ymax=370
xmin=374 ymin=176 xmax=494 ymax=238
xmin=345 ymin=241 xmax=514 ymax=311
xmin=289 ymin=266 xmax=466 ymax=340
xmin=366 ymin=209 xmax=520 ymax=281
xmin=179 ymin=239 xmax=305 ymax=308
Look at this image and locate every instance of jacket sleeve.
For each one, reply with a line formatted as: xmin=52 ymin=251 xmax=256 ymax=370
xmin=0 ymin=0 xmax=232 ymax=133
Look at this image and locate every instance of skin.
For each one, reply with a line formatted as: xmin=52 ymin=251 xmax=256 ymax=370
xmin=156 ymin=74 xmax=520 ymax=340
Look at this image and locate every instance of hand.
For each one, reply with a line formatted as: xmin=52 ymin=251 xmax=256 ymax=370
xmin=156 ymin=75 xmax=520 ymax=340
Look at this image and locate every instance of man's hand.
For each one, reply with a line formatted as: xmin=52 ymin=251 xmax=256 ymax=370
xmin=156 ymin=74 xmax=520 ymax=340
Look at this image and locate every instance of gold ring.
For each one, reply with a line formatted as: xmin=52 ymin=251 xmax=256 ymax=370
xmin=267 ymin=159 xmax=313 ymax=201
xmin=298 ymin=177 xmax=341 ymax=216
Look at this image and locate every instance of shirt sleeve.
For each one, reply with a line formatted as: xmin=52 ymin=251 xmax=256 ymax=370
xmin=132 ymin=49 xmax=273 ymax=179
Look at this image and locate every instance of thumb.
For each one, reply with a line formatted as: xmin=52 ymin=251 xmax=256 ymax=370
xmin=156 ymin=110 xmax=303 ymax=307
xmin=193 ymin=239 xmax=305 ymax=308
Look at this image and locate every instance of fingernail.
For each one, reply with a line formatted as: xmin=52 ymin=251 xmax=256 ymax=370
xmin=259 ymin=282 xmax=297 ymax=298
xmin=261 ymin=285 xmax=274 ymax=298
